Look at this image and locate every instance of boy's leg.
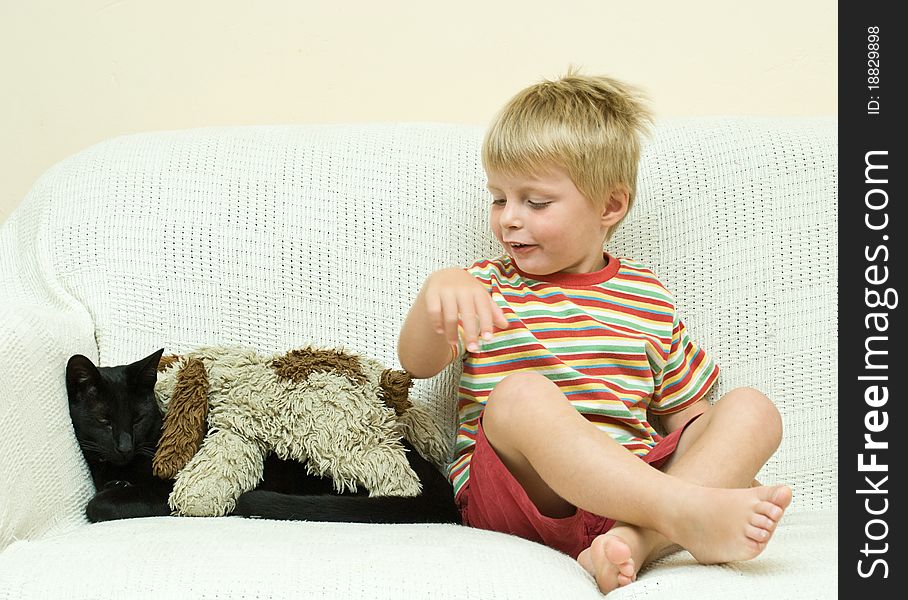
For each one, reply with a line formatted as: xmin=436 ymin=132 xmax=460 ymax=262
xmin=578 ymin=387 xmax=788 ymax=592
xmin=480 ymin=374 xmax=791 ymax=587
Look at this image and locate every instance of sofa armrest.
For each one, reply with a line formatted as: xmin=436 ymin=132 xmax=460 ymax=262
xmin=0 ymin=303 xmax=98 ymax=551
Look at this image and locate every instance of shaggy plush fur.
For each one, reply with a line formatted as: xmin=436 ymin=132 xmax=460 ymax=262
xmin=151 ymin=346 xmax=449 ymax=518
xmin=152 ymin=357 xmax=209 ymax=479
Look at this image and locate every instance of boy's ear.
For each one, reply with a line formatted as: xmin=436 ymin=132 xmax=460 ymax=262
xmin=600 ymin=185 xmax=629 ymax=228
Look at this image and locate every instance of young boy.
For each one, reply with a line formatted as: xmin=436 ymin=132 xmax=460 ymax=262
xmin=397 ymin=71 xmax=792 ymax=595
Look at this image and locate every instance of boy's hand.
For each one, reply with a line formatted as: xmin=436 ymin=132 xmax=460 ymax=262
xmin=421 ymin=268 xmax=509 ymax=353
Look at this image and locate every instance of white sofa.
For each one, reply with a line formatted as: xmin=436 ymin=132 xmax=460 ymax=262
xmin=0 ymin=119 xmax=837 ymax=599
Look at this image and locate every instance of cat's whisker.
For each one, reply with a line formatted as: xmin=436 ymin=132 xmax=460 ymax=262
xmin=78 ymin=441 xmax=104 ymax=455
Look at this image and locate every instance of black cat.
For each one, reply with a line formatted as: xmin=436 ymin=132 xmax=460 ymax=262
xmin=66 ymin=349 xmax=461 ymax=524
xmin=66 ymin=348 xmax=172 ymax=522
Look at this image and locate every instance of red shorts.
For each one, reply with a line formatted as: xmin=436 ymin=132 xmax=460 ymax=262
xmin=457 ymin=414 xmax=701 ymax=559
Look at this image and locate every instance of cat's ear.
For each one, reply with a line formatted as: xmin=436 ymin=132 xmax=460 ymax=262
xmin=66 ymin=355 xmax=100 ymax=398
xmin=131 ymin=348 xmax=166 ymax=389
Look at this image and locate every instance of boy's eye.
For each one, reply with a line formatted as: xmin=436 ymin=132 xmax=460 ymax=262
xmin=528 ymin=201 xmax=550 ymax=209
xmin=491 ymin=198 xmax=506 ymax=206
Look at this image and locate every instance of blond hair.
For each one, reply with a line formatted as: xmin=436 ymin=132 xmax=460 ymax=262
xmin=482 ymin=69 xmax=653 ymax=239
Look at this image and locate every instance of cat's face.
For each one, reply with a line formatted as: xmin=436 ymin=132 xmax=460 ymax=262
xmin=66 ymin=349 xmax=165 ymax=466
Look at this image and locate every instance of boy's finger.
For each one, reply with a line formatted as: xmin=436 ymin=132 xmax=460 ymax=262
xmin=475 ymin=290 xmax=496 ymax=341
xmin=490 ymin=295 xmax=509 ymax=329
xmin=424 ymin=293 xmax=444 ymax=334
xmin=440 ymin=295 xmax=460 ymax=344
xmin=457 ymin=292 xmax=480 ymax=352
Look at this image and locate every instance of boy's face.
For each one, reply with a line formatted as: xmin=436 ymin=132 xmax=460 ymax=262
xmin=486 ymin=166 xmax=623 ymax=276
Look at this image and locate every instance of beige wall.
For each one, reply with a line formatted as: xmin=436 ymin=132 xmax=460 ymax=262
xmin=0 ymin=1 xmax=836 ymax=224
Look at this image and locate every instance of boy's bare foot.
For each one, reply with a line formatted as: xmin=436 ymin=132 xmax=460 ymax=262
xmin=672 ymin=484 xmax=792 ymax=564
xmin=578 ymin=485 xmax=791 ymax=594
xmin=577 ymin=525 xmax=676 ymax=594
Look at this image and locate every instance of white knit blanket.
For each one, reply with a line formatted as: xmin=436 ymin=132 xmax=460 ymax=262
xmin=0 ymin=118 xmax=837 ymax=598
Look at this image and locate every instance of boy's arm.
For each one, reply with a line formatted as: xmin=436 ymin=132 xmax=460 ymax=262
xmin=398 ymin=267 xmax=509 ymax=379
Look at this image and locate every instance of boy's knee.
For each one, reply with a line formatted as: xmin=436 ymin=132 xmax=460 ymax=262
xmin=485 ymin=372 xmax=556 ymax=427
xmin=723 ymin=387 xmax=783 ymax=449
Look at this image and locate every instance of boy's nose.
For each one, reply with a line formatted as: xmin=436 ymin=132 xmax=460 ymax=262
xmin=499 ymin=204 xmax=522 ymax=228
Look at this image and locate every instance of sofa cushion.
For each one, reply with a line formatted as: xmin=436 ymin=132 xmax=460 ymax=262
xmin=0 ymin=509 xmax=835 ymax=599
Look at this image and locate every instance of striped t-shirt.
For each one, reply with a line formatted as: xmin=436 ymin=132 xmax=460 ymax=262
xmin=448 ymin=253 xmax=719 ymax=501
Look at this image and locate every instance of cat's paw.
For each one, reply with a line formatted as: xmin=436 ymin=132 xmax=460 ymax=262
xmin=86 ymin=485 xmax=170 ymax=522
xmin=86 ymin=491 xmax=124 ymax=522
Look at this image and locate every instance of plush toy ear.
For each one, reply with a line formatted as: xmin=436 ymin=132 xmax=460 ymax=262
xmin=157 ymin=354 xmax=182 ymax=373
xmin=152 ymin=357 xmax=210 ymax=480
xmin=378 ymin=369 xmax=413 ymax=416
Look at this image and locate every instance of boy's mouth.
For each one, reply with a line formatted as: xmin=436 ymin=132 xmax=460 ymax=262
xmin=506 ymin=242 xmax=537 ymax=255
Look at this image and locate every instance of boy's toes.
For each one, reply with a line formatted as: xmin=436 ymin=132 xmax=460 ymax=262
xmin=588 ymin=533 xmax=637 ymax=593
xmin=600 ymin=534 xmax=634 ymax=573
xmin=617 ymin=573 xmax=635 ymax=586
xmin=745 ymin=538 xmax=767 ymax=557
xmin=745 ymin=524 xmax=772 ymax=543
xmin=771 ymin=485 xmax=793 ymax=510
xmin=755 ymin=500 xmax=784 ymax=522
xmin=750 ymin=513 xmax=776 ymax=532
